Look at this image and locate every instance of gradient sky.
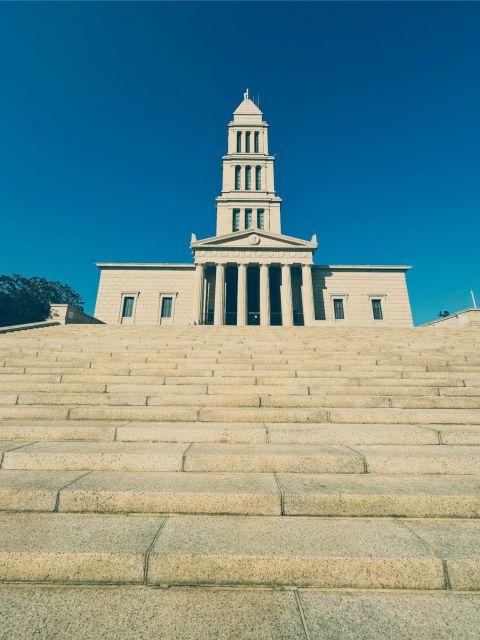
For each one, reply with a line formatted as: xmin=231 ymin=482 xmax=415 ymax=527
xmin=1 ymin=1 xmax=479 ymax=325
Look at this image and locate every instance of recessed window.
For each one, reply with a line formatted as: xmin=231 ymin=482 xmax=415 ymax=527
xmin=255 ymin=166 xmax=261 ymax=190
xmin=333 ymin=298 xmax=344 ymax=320
xmin=245 ymin=209 xmax=252 ymax=229
xmin=372 ymin=299 xmax=383 ymax=320
xmin=236 ymin=131 xmax=242 ymax=153
xmin=245 ymin=131 xmax=251 ymax=152
xmin=257 ymin=209 xmax=264 ymax=229
xmin=254 ymin=131 xmax=259 ymax=153
xmin=235 ymin=166 xmax=241 ymax=190
xmin=161 ymin=297 xmax=173 ymax=318
xmin=245 ymin=165 xmax=251 ymax=190
xmin=122 ymin=296 xmax=134 ymax=318
xmin=233 ymin=209 xmax=240 ymax=231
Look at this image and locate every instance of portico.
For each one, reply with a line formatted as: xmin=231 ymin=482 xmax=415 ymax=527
xmin=191 ymin=230 xmax=318 ymax=326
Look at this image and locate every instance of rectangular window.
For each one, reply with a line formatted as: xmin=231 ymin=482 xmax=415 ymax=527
xmin=122 ymin=296 xmax=134 ymax=318
xmin=372 ymin=298 xmax=383 ymax=320
xmin=236 ymin=131 xmax=241 ymax=153
xmin=232 ymin=209 xmax=240 ymax=231
xmin=254 ymin=131 xmax=259 ymax=153
xmin=161 ymin=297 xmax=173 ymax=318
xmin=245 ymin=131 xmax=251 ymax=152
xmin=245 ymin=209 xmax=252 ymax=229
xmin=257 ymin=209 xmax=264 ymax=229
xmin=333 ymin=298 xmax=344 ymax=320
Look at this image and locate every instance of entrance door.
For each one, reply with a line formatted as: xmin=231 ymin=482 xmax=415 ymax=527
xmin=159 ymin=296 xmax=174 ymax=325
xmin=247 ymin=265 xmax=260 ymax=325
xmin=225 ymin=265 xmax=238 ymax=325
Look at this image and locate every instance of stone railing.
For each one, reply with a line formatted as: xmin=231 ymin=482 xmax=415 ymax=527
xmin=422 ymin=308 xmax=480 ymax=328
xmin=0 ymin=305 xmax=103 ymax=334
xmin=49 ymin=304 xmax=104 ymax=325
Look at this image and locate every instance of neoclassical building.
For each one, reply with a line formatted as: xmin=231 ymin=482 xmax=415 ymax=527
xmin=95 ymin=92 xmax=413 ymax=327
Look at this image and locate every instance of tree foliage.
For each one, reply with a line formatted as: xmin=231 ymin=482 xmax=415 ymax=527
xmin=0 ymin=274 xmax=84 ymax=327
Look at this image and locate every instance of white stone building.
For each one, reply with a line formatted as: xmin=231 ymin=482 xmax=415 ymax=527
xmin=94 ymin=92 xmax=413 ymax=327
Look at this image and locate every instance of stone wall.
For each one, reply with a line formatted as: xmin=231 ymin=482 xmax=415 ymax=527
xmin=312 ymin=267 xmax=413 ymax=327
xmin=94 ymin=265 xmax=195 ymax=326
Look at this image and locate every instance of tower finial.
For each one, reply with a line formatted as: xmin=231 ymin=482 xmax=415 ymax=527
xmin=244 ymin=88 xmax=249 ymax=100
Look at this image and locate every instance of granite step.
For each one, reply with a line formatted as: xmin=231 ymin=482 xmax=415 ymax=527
xmin=2 ymin=470 xmax=479 ymax=518
xmin=147 ymin=515 xmax=478 ymax=589
xmin=0 ymin=470 xmax=282 ymax=515
xmin=1 ymin=442 xmax=363 ymax=473
xmin=1 ymin=586 xmax=479 ymax=640
xmin=0 ymin=513 xmax=479 ymax=589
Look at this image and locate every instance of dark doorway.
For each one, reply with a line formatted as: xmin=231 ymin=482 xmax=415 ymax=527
xmin=291 ymin=266 xmax=304 ymax=326
xmin=247 ymin=265 xmax=260 ymax=325
xmin=269 ymin=266 xmax=282 ymax=325
xmin=225 ymin=265 xmax=238 ymax=325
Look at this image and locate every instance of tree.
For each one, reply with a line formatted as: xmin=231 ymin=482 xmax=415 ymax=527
xmin=0 ymin=274 xmax=84 ymax=327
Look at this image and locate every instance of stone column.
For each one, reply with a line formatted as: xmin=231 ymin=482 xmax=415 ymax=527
xmin=280 ymin=264 xmax=294 ymax=327
xmin=237 ymin=263 xmax=247 ymax=326
xmin=260 ymin=263 xmax=270 ymax=326
xmin=214 ymin=263 xmax=225 ymax=326
xmin=192 ymin=263 xmax=205 ymax=325
xmin=301 ymin=264 xmax=315 ymax=326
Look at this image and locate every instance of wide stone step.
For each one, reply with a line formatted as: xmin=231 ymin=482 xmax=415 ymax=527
xmin=0 ymin=585 xmax=309 ymax=640
xmin=0 ymin=513 xmax=479 ymax=589
xmin=147 ymin=515 xmax=478 ymax=589
xmin=0 ymin=470 xmax=282 ymax=515
xmin=356 ymin=444 xmax=480 ymax=474
xmin=2 ymin=419 xmax=478 ymax=445
xmin=0 ymin=420 xmax=125 ymax=442
xmin=1 ymin=586 xmax=479 ymax=640
xmin=277 ymin=473 xmax=480 ymax=517
xmin=1 ymin=442 xmax=362 ymax=473
xmin=0 ymin=512 xmax=163 ymax=583
xmin=2 ymin=470 xmax=479 ymax=518
xmin=1 ymin=442 xmax=189 ymax=471
xmin=328 ymin=407 xmax=480 ymax=424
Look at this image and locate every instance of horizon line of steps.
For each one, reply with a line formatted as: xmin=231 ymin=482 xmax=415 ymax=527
xmin=1 ymin=325 xmax=480 ymax=620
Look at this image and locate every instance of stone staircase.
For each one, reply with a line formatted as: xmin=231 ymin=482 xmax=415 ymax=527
xmin=0 ymin=325 xmax=479 ymax=639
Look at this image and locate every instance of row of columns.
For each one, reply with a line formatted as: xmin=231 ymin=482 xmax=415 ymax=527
xmin=192 ymin=263 xmax=316 ymax=327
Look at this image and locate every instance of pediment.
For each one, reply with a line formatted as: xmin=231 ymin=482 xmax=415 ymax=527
xmin=191 ymin=230 xmax=317 ymax=251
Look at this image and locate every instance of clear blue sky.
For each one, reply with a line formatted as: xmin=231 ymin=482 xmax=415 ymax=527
xmin=1 ymin=2 xmax=479 ymax=325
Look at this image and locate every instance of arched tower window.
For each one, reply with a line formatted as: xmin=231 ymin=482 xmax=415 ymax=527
xmin=245 ymin=131 xmax=251 ymax=153
xmin=254 ymin=132 xmax=259 ymax=153
xmin=236 ymin=131 xmax=242 ymax=153
xmin=235 ymin=166 xmax=241 ymax=190
xmin=245 ymin=165 xmax=251 ymax=190
xmin=255 ymin=166 xmax=261 ymax=190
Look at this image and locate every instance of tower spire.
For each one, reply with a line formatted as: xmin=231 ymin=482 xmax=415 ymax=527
xmin=244 ymin=88 xmax=249 ymax=100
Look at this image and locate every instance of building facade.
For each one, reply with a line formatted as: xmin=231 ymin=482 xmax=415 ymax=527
xmin=94 ymin=92 xmax=413 ymax=327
